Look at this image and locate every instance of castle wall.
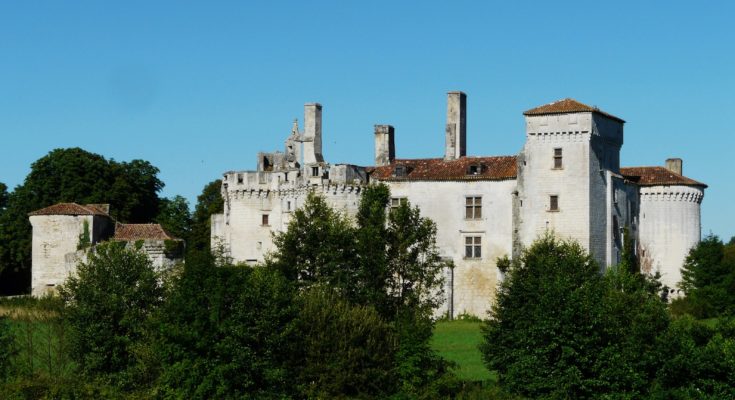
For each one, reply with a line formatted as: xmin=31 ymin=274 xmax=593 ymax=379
xmin=30 ymin=214 xmax=93 ymax=296
xmin=386 ymin=179 xmax=515 ymax=317
xmin=638 ymin=185 xmax=703 ymax=294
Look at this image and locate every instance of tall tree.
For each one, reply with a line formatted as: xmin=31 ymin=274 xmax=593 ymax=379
xmin=0 ymin=182 xmax=7 ymax=212
xmin=156 ymin=195 xmax=192 ymax=240
xmin=188 ymin=180 xmax=223 ymax=256
xmin=0 ymin=148 xmax=163 ymax=293
xmin=676 ymin=235 xmax=735 ymax=318
xmin=481 ymin=234 xmax=669 ymax=399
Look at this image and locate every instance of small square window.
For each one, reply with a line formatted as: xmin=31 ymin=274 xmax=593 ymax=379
xmin=390 ymin=197 xmax=408 ymax=209
xmin=465 ymin=196 xmax=482 ymax=219
xmin=262 ymin=214 xmax=269 ymax=226
xmin=465 ymin=236 xmax=482 ymax=259
xmin=553 ymin=148 xmax=563 ymax=169
xmin=549 ymin=195 xmax=559 ymax=211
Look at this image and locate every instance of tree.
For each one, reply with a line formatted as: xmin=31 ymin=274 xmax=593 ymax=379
xmin=481 ymin=234 xmax=670 ymax=399
xmin=154 ymin=253 xmax=299 ymax=398
xmin=676 ymin=235 xmax=735 ymax=318
xmin=59 ymin=242 xmax=163 ymax=385
xmin=0 ymin=148 xmax=163 ymax=293
xmin=0 ymin=182 xmax=7 ymax=212
xmin=155 ymin=195 xmax=192 ymax=240
xmin=188 ymin=180 xmax=224 ymax=256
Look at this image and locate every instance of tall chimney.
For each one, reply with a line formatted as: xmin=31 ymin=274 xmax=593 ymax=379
xmin=304 ymin=103 xmax=323 ymax=164
xmin=665 ymin=158 xmax=683 ymax=175
xmin=374 ymin=125 xmax=395 ymax=167
xmin=445 ymin=91 xmax=467 ymax=161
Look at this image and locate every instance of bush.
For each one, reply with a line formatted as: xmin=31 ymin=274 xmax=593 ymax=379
xmin=154 ymin=254 xmax=299 ymax=399
xmin=59 ymin=242 xmax=163 ymax=387
xmin=481 ymin=234 xmax=670 ymax=399
xmin=293 ymin=289 xmax=397 ymax=398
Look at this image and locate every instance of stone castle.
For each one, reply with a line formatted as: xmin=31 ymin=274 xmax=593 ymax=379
xmin=29 ymin=203 xmax=183 ymax=296
xmin=211 ymin=92 xmax=706 ymax=317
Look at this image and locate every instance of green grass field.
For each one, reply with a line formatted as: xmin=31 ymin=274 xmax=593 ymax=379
xmin=431 ymin=320 xmax=496 ymax=382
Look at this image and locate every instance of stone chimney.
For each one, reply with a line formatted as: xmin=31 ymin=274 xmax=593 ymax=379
xmin=665 ymin=158 xmax=683 ymax=175
xmin=374 ymin=125 xmax=395 ymax=167
xmin=445 ymin=91 xmax=467 ymax=161
xmin=304 ymin=103 xmax=323 ymax=164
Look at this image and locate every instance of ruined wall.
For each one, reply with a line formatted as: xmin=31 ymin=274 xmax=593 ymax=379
xmin=386 ymin=179 xmax=515 ymax=317
xmin=30 ymin=215 xmax=93 ymax=296
xmin=638 ymin=185 xmax=703 ymax=294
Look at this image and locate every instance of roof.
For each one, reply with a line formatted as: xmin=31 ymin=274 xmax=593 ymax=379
xmin=29 ymin=203 xmax=110 ymax=217
xmin=523 ymin=98 xmax=625 ymax=123
xmin=620 ymin=167 xmax=707 ymax=188
xmin=113 ymin=224 xmax=178 ymax=241
xmin=370 ymin=156 xmax=518 ymax=182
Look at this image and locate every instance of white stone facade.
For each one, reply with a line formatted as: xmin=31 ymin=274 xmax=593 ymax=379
xmin=212 ymin=94 xmax=707 ymax=317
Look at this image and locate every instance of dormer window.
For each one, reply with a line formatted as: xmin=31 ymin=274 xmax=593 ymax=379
xmin=393 ymin=165 xmax=408 ymax=177
xmin=467 ymin=163 xmax=483 ymax=175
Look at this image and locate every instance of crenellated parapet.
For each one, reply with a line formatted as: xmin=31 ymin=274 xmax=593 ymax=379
xmin=222 ymin=182 xmax=365 ymax=200
xmin=639 ymin=185 xmax=704 ymax=204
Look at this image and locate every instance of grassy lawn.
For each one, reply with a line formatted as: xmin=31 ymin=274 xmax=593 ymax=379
xmin=431 ymin=320 xmax=496 ymax=382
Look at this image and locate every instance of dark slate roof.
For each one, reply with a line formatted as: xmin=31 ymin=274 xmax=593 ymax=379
xmin=370 ymin=156 xmax=518 ymax=182
xmin=29 ymin=203 xmax=110 ymax=217
xmin=113 ymin=224 xmax=177 ymax=241
xmin=523 ymin=98 xmax=625 ymax=123
xmin=621 ymin=167 xmax=707 ymax=188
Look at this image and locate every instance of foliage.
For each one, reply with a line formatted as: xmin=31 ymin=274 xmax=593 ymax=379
xmin=649 ymin=316 xmax=735 ymax=399
xmin=188 ymin=179 xmax=224 ymax=256
xmin=481 ymin=234 xmax=670 ymax=399
xmin=0 ymin=182 xmax=7 ymax=211
xmin=77 ymin=219 xmax=91 ymax=251
xmin=154 ymin=253 xmax=298 ymax=399
xmin=163 ymin=239 xmax=184 ymax=259
xmin=675 ymin=235 xmax=735 ymax=318
xmin=0 ymin=148 xmax=163 ymax=294
xmin=0 ymin=317 xmax=14 ymax=381
xmin=155 ymin=195 xmax=192 ymax=241
xmin=59 ymin=242 xmax=163 ymax=386
xmin=270 ymin=191 xmax=357 ymax=293
xmin=292 ymin=288 xmax=397 ymax=399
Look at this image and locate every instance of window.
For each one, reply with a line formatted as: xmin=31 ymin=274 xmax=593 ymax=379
xmin=311 ymin=166 xmax=319 ymax=177
xmin=390 ymin=197 xmax=408 ymax=209
xmin=286 ymin=201 xmax=291 ymax=211
xmin=549 ymin=195 xmax=559 ymax=211
xmin=237 ymin=173 xmax=244 ymax=184
xmin=262 ymin=214 xmax=269 ymax=226
xmin=465 ymin=236 xmax=482 ymax=259
xmin=467 ymin=164 xmax=482 ymax=175
xmin=393 ymin=165 xmax=407 ymax=177
xmin=465 ymin=196 xmax=482 ymax=219
xmin=553 ymin=148 xmax=563 ymax=169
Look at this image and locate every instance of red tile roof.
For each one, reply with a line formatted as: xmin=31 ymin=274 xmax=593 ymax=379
xmin=28 ymin=203 xmax=110 ymax=217
xmin=524 ymin=98 xmax=625 ymax=123
xmin=370 ymin=156 xmax=518 ymax=182
xmin=621 ymin=167 xmax=707 ymax=188
xmin=113 ymin=224 xmax=177 ymax=241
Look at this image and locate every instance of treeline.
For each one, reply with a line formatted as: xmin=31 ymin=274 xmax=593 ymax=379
xmin=0 ymin=184 xmax=462 ymax=399
xmin=0 ymin=148 xmax=221 ymax=294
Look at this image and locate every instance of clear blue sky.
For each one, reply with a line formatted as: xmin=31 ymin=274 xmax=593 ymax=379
xmin=1 ymin=1 xmax=733 ymax=239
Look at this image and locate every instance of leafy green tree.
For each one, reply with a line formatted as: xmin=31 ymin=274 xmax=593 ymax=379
xmin=481 ymin=234 xmax=670 ymax=399
xmin=0 ymin=148 xmax=163 ymax=293
xmin=676 ymin=235 xmax=735 ymax=318
xmin=154 ymin=253 xmax=299 ymax=399
xmin=155 ymin=195 xmax=192 ymax=240
xmin=651 ymin=316 xmax=735 ymax=399
xmin=59 ymin=242 xmax=163 ymax=385
xmin=0 ymin=182 xmax=7 ymax=212
xmin=269 ymin=191 xmax=357 ymax=293
xmin=188 ymin=179 xmax=224 ymax=256
xmin=293 ymin=288 xmax=397 ymax=398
